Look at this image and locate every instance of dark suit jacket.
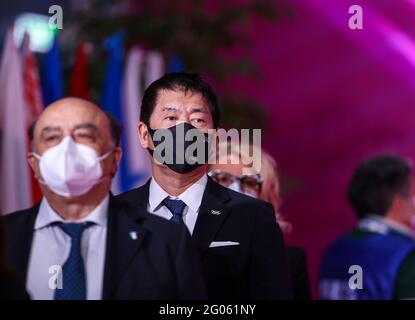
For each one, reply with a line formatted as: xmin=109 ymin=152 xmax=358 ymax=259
xmin=118 ymin=177 xmax=292 ymax=299
xmin=287 ymin=246 xmax=312 ymax=300
xmin=2 ymin=195 xmax=207 ymax=300
xmin=0 ymin=271 xmax=30 ymax=300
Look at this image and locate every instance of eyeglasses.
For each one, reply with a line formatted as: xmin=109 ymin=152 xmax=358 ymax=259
xmin=208 ymin=169 xmax=263 ymax=194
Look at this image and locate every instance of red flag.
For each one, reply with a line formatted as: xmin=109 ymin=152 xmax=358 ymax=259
xmin=22 ymin=34 xmax=43 ymax=204
xmin=69 ymin=42 xmax=90 ymax=99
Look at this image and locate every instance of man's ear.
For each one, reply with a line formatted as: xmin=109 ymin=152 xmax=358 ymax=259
xmin=27 ymin=153 xmax=40 ymax=180
xmin=387 ymin=194 xmax=404 ymax=218
xmin=137 ymin=121 xmax=152 ymax=149
xmin=111 ymin=147 xmax=122 ymax=177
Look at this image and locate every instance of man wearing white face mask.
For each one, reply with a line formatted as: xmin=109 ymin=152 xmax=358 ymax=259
xmin=1 ymin=97 xmax=206 ymax=300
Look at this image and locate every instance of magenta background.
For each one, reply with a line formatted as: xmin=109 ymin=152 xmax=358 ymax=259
xmin=218 ymin=0 xmax=415 ymax=297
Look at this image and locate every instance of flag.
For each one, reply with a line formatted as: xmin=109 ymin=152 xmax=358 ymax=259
xmin=145 ymin=50 xmax=164 ymax=85
xmin=22 ymin=33 xmax=43 ymax=204
xmin=101 ymin=32 xmax=125 ymax=194
xmin=102 ymin=33 xmax=124 ymax=122
xmin=22 ymin=33 xmax=43 ymax=122
xmin=121 ymin=46 xmax=151 ymax=191
xmin=41 ymin=35 xmax=63 ymax=106
xmin=168 ymin=55 xmax=184 ymax=72
xmin=69 ymin=42 xmax=90 ymax=99
xmin=0 ymin=28 xmax=32 ymax=214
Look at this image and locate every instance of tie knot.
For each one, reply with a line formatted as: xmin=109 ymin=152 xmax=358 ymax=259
xmin=163 ymin=198 xmax=186 ymax=215
xmin=162 ymin=199 xmax=186 ymax=224
xmin=56 ymin=222 xmax=94 ymax=240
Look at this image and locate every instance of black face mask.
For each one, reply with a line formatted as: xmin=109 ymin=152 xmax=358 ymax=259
xmin=147 ymin=122 xmax=211 ymax=174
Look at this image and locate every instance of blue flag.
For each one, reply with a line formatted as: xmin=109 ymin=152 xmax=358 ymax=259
xmin=168 ymin=55 xmax=184 ymax=72
xmin=41 ymin=36 xmax=63 ymax=106
xmin=102 ymin=32 xmax=124 ymax=122
xmin=101 ymin=32 xmax=134 ymax=193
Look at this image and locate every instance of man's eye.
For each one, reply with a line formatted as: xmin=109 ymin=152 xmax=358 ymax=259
xmin=191 ymin=118 xmax=205 ymax=124
xmin=74 ymin=132 xmax=95 ymax=142
xmin=78 ymin=133 xmax=92 ymax=138
xmin=164 ymin=116 xmax=176 ymax=121
xmin=45 ymin=135 xmax=59 ymax=142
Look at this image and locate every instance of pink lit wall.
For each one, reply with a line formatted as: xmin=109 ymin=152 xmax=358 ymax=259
xmin=221 ymin=0 xmax=415 ymax=297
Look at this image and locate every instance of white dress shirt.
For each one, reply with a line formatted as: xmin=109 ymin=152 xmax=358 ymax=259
xmin=148 ymin=175 xmax=208 ymax=234
xmin=26 ymin=195 xmax=109 ymax=300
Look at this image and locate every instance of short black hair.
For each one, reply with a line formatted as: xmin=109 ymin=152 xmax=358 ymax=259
xmin=348 ymin=154 xmax=412 ymax=219
xmin=28 ymin=111 xmax=122 ymax=148
xmin=106 ymin=112 xmax=122 ymax=147
xmin=140 ymin=72 xmax=220 ymax=128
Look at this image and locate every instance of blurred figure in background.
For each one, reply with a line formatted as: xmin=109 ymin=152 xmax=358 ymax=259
xmin=209 ymin=141 xmax=312 ymax=300
xmin=319 ymin=154 xmax=415 ymax=300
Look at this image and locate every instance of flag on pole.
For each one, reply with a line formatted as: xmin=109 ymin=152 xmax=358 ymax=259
xmin=168 ymin=55 xmax=184 ymax=72
xmin=102 ymin=32 xmax=124 ymax=122
xmin=102 ymin=36 xmax=165 ymax=194
xmin=69 ymin=42 xmax=90 ymax=99
xmin=22 ymin=33 xmax=43 ymax=204
xmin=145 ymin=50 xmax=164 ymax=86
xmin=121 ymin=46 xmax=151 ymax=191
xmin=41 ymin=35 xmax=63 ymax=106
xmin=0 ymin=28 xmax=32 ymax=214
xmin=101 ymin=32 xmax=125 ymax=194
xmin=22 ymin=33 xmax=43 ymax=121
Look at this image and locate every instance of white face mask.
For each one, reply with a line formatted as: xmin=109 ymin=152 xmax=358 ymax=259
xmin=33 ymin=136 xmax=113 ymax=197
xmin=228 ymin=181 xmax=257 ymax=198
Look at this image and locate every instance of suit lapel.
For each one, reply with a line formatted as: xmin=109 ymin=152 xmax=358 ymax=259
xmin=124 ymin=179 xmax=151 ymax=212
xmin=102 ymin=196 xmax=150 ymax=299
xmin=192 ymin=178 xmax=231 ymax=252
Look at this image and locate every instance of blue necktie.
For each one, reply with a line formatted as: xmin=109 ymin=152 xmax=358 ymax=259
xmin=163 ymin=199 xmax=186 ymax=224
xmin=54 ymin=222 xmax=94 ymax=300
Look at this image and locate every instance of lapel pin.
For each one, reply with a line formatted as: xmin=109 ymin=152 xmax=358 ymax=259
xmin=129 ymin=231 xmax=138 ymax=240
xmin=211 ymin=210 xmax=221 ymax=215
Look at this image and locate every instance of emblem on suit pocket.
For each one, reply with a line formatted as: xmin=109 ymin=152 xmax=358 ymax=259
xmin=211 ymin=210 xmax=221 ymax=215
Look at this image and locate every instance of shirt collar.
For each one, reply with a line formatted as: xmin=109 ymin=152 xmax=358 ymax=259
xmin=359 ymin=214 xmax=415 ymax=240
xmin=148 ymin=174 xmax=208 ymax=213
xmin=35 ymin=195 xmax=110 ymax=230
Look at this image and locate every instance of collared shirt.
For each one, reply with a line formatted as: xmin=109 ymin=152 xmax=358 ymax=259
xmin=358 ymin=214 xmax=415 ymax=240
xmin=26 ymin=195 xmax=109 ymax=300
xmin=148 ymin=175 xmax=208 ymax=234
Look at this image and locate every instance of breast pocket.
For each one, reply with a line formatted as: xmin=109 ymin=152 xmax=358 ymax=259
xmin=203 ymin=243 xmax=242 ymax=275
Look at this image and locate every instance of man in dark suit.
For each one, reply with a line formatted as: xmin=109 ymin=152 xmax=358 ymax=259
xmin=2 ymin=97 xmax=206 ymax=300
xmin=117 ymin=72 xmax=292 ymax=299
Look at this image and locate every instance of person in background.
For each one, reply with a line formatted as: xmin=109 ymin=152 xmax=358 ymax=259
xmin=319 ymin=154 xmax=415 ymax=300
xmin=118 ymin=72 xmax=292 ymax=299
xmin=2 ymin=97 xmax=206 ymax=300
xmin=209 ymin=141 xmax=312 ymax=300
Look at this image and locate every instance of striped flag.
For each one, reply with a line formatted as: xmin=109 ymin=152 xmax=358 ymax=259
xmin=22 ymin=33 xmax=43 ymax=204
xmin=0 ymin=28 xmax=32 ymax=214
